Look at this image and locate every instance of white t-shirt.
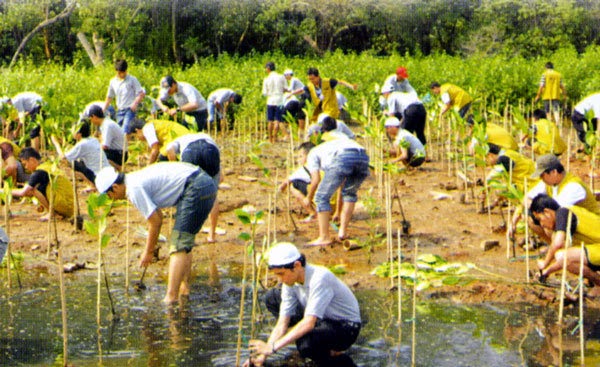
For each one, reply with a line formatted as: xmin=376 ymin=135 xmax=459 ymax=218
xmin=166 ymin=132 xmax=218 ymax=155
xmin=262 ymin=71 xmax=286 ymax=106
xmin=106 ymin=74 xmax=144 ymax=110
xmin=160 ymin=82 xmax=207 ymax=112
xmin=288 ymin=165 xmax=311 ymax=183
xmin=125 ymin=162 xmax=199 ymax=219
xmin=306 ymin=138 xmax=364 ymax=172
xmin=527 ymin=180 xmax=587 ymax=207
xmin=574 ymin=93 xmax=600 ymax=118
xmin=100 ymin=118 xmax=126 ymax=151
xmin=64 ymin=138 xmax=110 ymax=174
xmin=394 ymin=129 xmax=425 ymax=156
xmin=12 ymin=92 xmax=43 ymax=112
xmin=208 ymin=88 xmax=235 ymax=105
xmin=387 ymin=92 xmax=422 ymax=116
xmin=382 ymin=74 xmax=417 ymax=96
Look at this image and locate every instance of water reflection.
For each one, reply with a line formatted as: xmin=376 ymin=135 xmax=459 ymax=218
xmin=2 ymin=274 xmax=600 ymax=366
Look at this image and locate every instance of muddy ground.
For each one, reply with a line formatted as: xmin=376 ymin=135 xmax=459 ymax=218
xmin=5 ymin=130 xmax=599 ymax=309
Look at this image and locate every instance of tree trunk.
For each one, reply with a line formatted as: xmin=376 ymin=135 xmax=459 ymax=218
xmin=171 ymin=0 xmax=180 ymax=64
xmin=114 ymin=1 xmax=143 ymax=52
xmin=9 ymin=2 xmax=76 ymax=69
xmin=76 ymin=32 xmax=104 ymax=67
xmin=43 ymin=5 xmax=51 ymax=59
xmin=303 ymin=35 xmax=324 ymax=56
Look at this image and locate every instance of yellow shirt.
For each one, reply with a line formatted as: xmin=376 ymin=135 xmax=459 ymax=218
xmin=148 ymin=119 xmax=191 ymax=156
xmin=541 ymin=69 xmax=563 ymax=101
xmin=441 ymin=84 xmax=472 ymax=109
xmin=532 ymin=118 xmax=566 ymax=155
xmin=307 ymin=78 xmax=339 ymax=122
xmin=487 ymin=123 xmax=518 ymax=151
xmin=37 ymin=162 xmax=74 ymax=218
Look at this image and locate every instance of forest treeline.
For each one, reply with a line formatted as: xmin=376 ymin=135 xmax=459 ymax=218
xmin=1 ymin=0 xmax=600 ymax=67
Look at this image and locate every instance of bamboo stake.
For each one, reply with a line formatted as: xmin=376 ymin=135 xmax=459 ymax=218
xmin=524 ymin=178 xmax=530 ymax=283
xmin=411 ymin=239 xmax=418 ymax=367
xmin=125 ymin=201 xmax=130 ymax=293
xmin=558 ymin=211 xmax=573 ymax=324
xmin=385 ymin=174 xmax=393 ymax=288
xmin=235 ymin=242 xmax=248 ymax=367
xmin=2 ymin=158 xmax=11 ymax=289
xmin=397 ymin=228 xmax=402 ymax=330
xmin=579 ymin=240 xmax=585 ymax=366
xmin=57 ymin=238 xmax=68 ymax=366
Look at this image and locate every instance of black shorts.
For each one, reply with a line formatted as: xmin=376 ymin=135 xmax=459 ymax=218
xmin=291 ymin=179 xmax=308 ymax=196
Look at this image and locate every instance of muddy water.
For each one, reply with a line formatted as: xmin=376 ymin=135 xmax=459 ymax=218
xmin=1 ymin=272 xmax=600 ymax=366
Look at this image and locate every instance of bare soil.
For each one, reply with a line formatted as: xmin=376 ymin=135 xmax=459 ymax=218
xmin=6 ymin=137 xmax=599 ymax=309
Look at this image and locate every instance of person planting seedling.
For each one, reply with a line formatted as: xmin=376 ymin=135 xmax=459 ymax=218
xmin=95 ymin=163 xmax=217 ymax=304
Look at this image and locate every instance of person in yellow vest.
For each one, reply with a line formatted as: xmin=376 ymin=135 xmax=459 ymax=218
xmin=128 ymin=119 xmax=191 ymax=164
xmin=0 ymin=138 xmax=27 ymax=185
xmin=430 ymin=82 xmax=473 ymax=121
xmin=11 ymin=147 xmax=74 ymax=221
xmin=509 ymin=154 xmax=600 ymax=244
xmin=468 ymin=121 xmax=518 ymax=155
xmin=523 ymin=109 xmax=566 ymax=156
xmin=534 ymin=62 xmax=566 ymax=123
xmin=530 ymin=194 xmax=600 ymax=296
xmin=485 ymin=143 xmax=535 ymax=197
xmin=304 ymin=67 xmax=357 ymax=123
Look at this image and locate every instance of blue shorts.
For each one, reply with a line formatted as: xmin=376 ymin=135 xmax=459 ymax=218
xmin=171 ymin=170 xmax=217 ymax=252
xmin=181 ymin=139 xmax=220 ymax=177
xmin=315 ymin=149 xmax=369 ymax=212
xmin=267 ymin=105 xmax=283 ymax=122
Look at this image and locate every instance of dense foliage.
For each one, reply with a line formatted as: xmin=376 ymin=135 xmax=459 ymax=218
xmin=3 ymin=48 xmax=600 ymax=138
xmin=1 ymin=0 xmax=600 ymax=66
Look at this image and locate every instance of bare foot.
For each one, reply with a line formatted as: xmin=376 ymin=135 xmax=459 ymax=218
xmin=305 ymin=237 xmax=333 ymax=247
xmin=300 ymin=214 xmax=315 ymax=223
xmin=206 ymin=236 xmax=216 ymax=243
xmin=162 ymin=296 xmax=179 ymax=305
xmin=39 ymin=213 xmax=51 ymax=222
xmin=179 ymin=283 xmax=190 ymax=297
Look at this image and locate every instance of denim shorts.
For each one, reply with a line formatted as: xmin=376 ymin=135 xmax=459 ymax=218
xmin=315 ymin=149 xmax=369 ymax=212
xmin=171 ymin=170 xmax=217 ymax=253
xmin=117 ymin=108 xmax=136 ymax=134
xmin=181 ymin=139 xmax=220 ymax=177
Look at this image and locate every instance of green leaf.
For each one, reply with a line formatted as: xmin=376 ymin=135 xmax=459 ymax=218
xmin=238 ymin=232 xmax=251 ymax=241
xmin=235 ymin=209 xmax=251 ymax=224
xmin=84 ymin=220 xmax=98 ymax=236
xmin=442 ymin=276 xmax=460 ymax=285
xmin=101 ymin=233 xmax=111 ymax=248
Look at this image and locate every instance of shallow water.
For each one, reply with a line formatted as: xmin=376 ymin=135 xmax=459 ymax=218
xmin=2 ymin=270 xmax=600 ymax=367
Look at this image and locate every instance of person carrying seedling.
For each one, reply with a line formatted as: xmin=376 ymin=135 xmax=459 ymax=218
xmin=127 ymin=118 xmax=191 ymax=164
xmin=522 ymin=109 xmax=566 ymax=156
xmin=1 ymin=92 xmax=44 ymax=151
xmin=530 ymin=194 xmax=600 ymax=298
xmin=87 ymin=105 xmax=128 ymax=171
xmin=244 ymin=242 xmax=361 ymax=367
xmin=11 ymin=147 xmax=74 ymax=221
xmin=278 ymin=142 xmax=317 ymax=223
xmin=103 ymin=59 xmax=145 ymax=135
xmin=57 ymin=121 xmax=110 ymax=191
xmin=165 ymin=132 xmax=222 ymax=243
xmin=207 ymin=88 xmax=242 ymax=131
xmin=304 ymin=117 xmax=369 ymax=246
xmin=384 ymin=117 xmax=426 ymax=168
xmin=509 ymin=154 xmax=600 ymax=246
xmin=95 ymin=163 xmax=217 ymax=304
xmin=157 ymin=75 xmax=209 ymax=131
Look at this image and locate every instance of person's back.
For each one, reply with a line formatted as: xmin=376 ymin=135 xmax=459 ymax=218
xmin=532 ymin=117 xmax=566 ymax=155
xmin=541 ymin=68 xmax=562 ymax=101
xmin=441 ymin=84 xmax=472 ymax=108
xmin=486 ymin=122 xmax=518 ymax=151
xmin=145 ymin=119 xmax=191 ymax=155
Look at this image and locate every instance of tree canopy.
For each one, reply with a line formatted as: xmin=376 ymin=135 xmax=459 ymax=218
xmin=1 ymin=0 xmax=600 ymax=67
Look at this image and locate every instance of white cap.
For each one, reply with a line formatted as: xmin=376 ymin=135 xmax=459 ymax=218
xmin=283 ymin=69 xmax=293 ymax=76
xmin=317 ymin=112 xmax=330 ymax=124
xmin=381 ymin=85 xmax=394 ymax=94
xmin=268 ymin=242 xmax=301 ymax=267
xmin=384 ymin=117 xmax=401 ymax=127
xmin=95 ymin=166 xmax=119 ymax=193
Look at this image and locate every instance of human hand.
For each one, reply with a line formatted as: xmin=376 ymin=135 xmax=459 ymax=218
xmin=302 ymin=197 xmax=311 ymax=208
xmin=168 ymin=108 xmax=178 ymax=117
xmin=537 ymin=259 xmax=546 ymax=271
xmin=248 ymin=339 xmax=272 ymax=357
xmin=242 ymin=354 xmax=266 ymax=367
xmin=140 ymin=251 xmax=153 ymax=267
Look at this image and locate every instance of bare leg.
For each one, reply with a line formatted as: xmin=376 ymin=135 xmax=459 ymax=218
xmin=308 ymin=210 xmax=333 ymax=246
xmin=298 ymin=119 xmax=306 ymax=141
xmin=207 ymin=201 xmax=219 ymax=243
xmin=164 ymin=251 xmax=192 ymax=304
xmin=338 ymin=201 xmax=355 ymax=240
xmin=268 ymin=121 xmax=276 ymax=143
xmin=31 ymin=136 xmax=40 ymax=151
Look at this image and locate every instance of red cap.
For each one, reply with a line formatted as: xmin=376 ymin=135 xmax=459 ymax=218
xmin=396 ymin=67 xmax=408 ymax=79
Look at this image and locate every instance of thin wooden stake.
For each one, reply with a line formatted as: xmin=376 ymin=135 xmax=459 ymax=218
xmin=558 ymin=211 xmax=574 ymax=324
xmin=579 ymin=240 xmax=585 ymax=365
xmin=411 ymin=239 xmax=418 ymax=367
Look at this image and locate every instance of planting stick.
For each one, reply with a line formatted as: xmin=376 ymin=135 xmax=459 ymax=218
xmin=235 ymin=242 xmax=248 ymax=367
xmin=579 ymin=240 xmax=585 ymax=366
xmin=411 ymin=239 xmax=418 ymax=367
xmin=266 ymin=194 xmax=271 ymax=246
xmin=101 ymin=254 xmax=117 ymax=318
xmin=57 ymin=238 xmax=68 ymax=366
xmin=397 ymin=228 xmax=402 ymax=326
xmin=125 ymin=201 xmax=130 ymax=292
xmin=250 ymin=240 xmax=258 ymax=339
xmin=524 ymin=178 xmax=530 ymax=283
xmin=558 ymin=211 xmax=573 ymax=324
xmin=96 ymin=226 xmax=102 ymax=327
xmin=567 ymin=128 xmax=572 ymax=172
xmin=2 ymin=159 xmax=11 ymax=288
xmin=385 ymin=174 xmax=393 ymax=288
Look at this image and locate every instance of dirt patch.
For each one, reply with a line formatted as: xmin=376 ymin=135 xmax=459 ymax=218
xmin=5 ymin=139 xmax=598 ymax=309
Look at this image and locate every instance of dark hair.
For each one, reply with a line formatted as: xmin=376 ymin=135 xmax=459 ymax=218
xmin=307 ymin=67 xmax=319 ymax=77
xmin=114 ymin=59 xmax=128 ymax=72
xmin=530 ymin=194 xmax=560 ymax=215
xmin=232 ymin=93 xmax=242 ymax=104
xmin=87 ymin=105 xmax=104 ymax=119
xmin=533 ymin=109 xmax=547 ymax=120
xmin=126 ymin=118 xmax=146 ymax=134
xmin=321 ymin=116 xmax=338 ymax=132
xmin=19 ymin=147 xmax=41 ymax=161
xmin=430 ymin=81 xmax=441 ymax=89
xmin=0 ymin=142 xmax=13 ymax=161
xmin=265 ymin=61 xmax=275 ymax=71
xmin=544 ymin=162 xmax=565 ymax=175
xmin=106 ymin=172 xmax=126 ymax=193
xmin=78 ymin=122 xmax=91 ymax=138
xmin=297 ymin=141 xmax=315 ymax=154
xmin=162 ymin=75 xmax=176 ymax=88
xmin=545 ymin=61 xmax=554 ymax=69
xmin=268 ymin=254 xmax=306 ymax=270
xmin=487 ymin=143 xmax=501 ymax=155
